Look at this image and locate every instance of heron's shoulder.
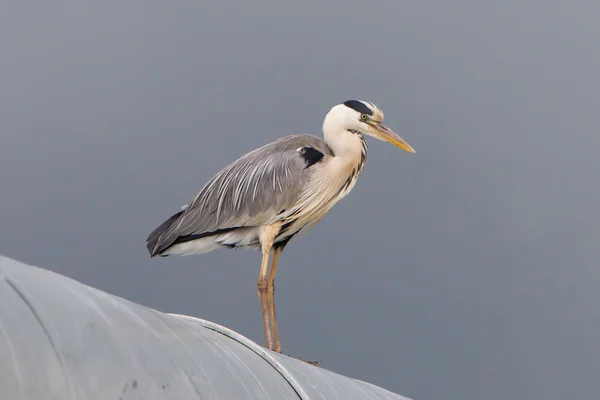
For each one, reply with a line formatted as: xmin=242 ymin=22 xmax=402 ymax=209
xmin=268 ymin=134 xmax=333 ymax=156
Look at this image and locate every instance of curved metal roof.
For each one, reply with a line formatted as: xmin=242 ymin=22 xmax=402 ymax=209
xmin=0 ymin=255 xmax=411 ymax=400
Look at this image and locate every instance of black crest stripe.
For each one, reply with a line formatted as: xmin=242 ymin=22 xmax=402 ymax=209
xmin=343 ymin=100 xmax=373 ymax=116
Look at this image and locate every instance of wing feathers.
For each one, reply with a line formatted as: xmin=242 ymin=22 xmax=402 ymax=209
xmin=147 ymin=134 xmax=331 ymax=256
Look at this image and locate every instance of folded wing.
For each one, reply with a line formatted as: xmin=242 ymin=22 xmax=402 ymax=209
xmin=146 ymin=134 xmax=332 ymax=256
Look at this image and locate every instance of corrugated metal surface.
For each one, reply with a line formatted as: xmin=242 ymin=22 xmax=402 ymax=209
xmin=0 ymin=255 xmax=411 ymax=400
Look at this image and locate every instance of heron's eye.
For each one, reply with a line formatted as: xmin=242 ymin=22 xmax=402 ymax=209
xmin=360 ymin=114 xmax=368 ymax=121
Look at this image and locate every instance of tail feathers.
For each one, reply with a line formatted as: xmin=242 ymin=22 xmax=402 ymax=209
xmin=146 ymin=210 xmax=184 ymax=257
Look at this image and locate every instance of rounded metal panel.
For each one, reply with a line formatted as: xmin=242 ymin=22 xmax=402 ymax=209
xmin=0 ymin=255 xmax=410 ymax=400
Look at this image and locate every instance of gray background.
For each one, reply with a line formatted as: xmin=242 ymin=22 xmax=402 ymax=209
xmin=1 ymin=1 xmax=599 ymax=399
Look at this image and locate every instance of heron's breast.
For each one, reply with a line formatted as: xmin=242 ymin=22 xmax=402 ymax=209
xmin=277 ymin=156 xmax=365 ymax=238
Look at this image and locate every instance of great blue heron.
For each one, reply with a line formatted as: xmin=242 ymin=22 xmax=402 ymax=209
xmin=146 ymin=100 xmax=415 ymax=353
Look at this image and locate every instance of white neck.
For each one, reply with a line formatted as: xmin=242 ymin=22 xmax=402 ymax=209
xmin=323 ymin=120 xmax=366 ymax=161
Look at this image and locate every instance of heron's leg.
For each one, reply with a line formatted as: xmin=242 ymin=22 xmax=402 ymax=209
xmin=267 ymin=245 xmax=283 ymax=287
xmin=257 ymin=251 xmax=273 ymax=351
xmin=257 ymin=222 xmax=281 ymax=351
xmin=267 ymin=246 xmax=283 ymax=353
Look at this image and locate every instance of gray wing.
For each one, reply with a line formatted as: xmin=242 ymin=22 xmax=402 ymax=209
xmin=147 ymin=134 xmax=332 ymax=256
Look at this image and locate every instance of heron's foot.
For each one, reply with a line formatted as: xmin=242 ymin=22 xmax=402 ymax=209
xmin=290 ymin=355 xmax=320 ymax=367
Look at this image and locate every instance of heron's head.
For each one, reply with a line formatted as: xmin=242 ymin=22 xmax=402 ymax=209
xmin=324 ymin=100 xmax=415 ymax=153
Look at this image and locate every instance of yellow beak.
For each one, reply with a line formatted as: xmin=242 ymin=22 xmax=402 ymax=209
xmin=370 ymin=121 xmax=416 ymax=153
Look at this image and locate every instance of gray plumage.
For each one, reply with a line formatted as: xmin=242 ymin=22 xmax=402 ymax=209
xmin=147 ymin=134 xmax=335 ymax=257
xmin=146 ymin=100 xmax=415 ymax=353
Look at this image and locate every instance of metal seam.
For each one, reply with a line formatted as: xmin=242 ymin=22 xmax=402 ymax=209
xmin=168 ymin=313 xmax=310 ymax=400
xmin=4 ymin=276 xmax=77 ymax=400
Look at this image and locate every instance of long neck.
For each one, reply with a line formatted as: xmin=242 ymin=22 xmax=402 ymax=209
xmin=323 ymin=125 xmax=368 ymax=171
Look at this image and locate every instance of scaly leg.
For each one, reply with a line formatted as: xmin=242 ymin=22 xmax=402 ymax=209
xmin=267 ymin=246 xmax=283 ymax=353
xmin=264 ymin=240 xmax=319 ymax=365
xmin=257 ymin=222 xmax=281 ymax=350
xmin=257 ymin=251 xmax=272 ymax=351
